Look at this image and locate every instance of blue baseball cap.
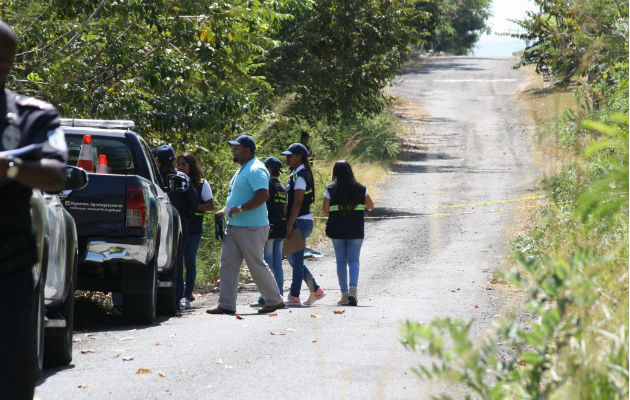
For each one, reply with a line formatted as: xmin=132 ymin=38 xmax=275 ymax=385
xmin=281 ymin=143 xmax=308 ymax=156
xmin=263 ymin=156 xmax=283 ymax=173
xmin=156 ymin=144 xmax=175 ymax=161
xmin=228 ymin=135 xmax=256 ymax=152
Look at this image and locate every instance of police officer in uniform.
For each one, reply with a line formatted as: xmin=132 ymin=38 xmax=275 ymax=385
xmin=0 ymin=20 xmax=68 ymax=399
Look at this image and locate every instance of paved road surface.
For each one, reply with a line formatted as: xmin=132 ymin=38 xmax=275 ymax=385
xmin=36 ymin=56 xmax=537 ymax=399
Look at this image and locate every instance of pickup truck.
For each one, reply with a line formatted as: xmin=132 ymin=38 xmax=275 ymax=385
xmin=59 ymin=119 xmax=183 ymax=324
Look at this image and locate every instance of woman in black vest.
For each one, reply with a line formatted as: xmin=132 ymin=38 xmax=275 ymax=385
xmin=176 ymin=152 xmax=214 ymax=308
xmin=281 ymin=143 xmax=325 ymax=306
xmin=322 ymin=160 xmax=373 ymax=306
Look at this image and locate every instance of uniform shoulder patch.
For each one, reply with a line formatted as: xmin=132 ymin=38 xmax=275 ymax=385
xmin=15 ymin=95 xmax=56 ymax=111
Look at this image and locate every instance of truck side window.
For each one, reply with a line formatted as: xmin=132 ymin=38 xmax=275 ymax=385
xmin=139 ymin=139 xmax=164 ymax=189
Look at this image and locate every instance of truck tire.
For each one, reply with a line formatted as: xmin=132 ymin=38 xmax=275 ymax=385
xmin=125 ymin=257 xmax=157 ymax=324
xmin=44 ymin=251 xmax=77 ymax=367
xmin=157 ymin=237 xmax=181 ymax=316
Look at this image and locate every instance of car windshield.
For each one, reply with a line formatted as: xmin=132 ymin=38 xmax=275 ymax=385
xmin=66 ymin=134 xmax=137 ymax=174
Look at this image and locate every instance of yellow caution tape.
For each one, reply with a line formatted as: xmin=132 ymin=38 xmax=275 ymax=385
xmin=384 ymin=195 xmax=545 ymax=211
xmin=313 ymin=195 xmax=546 ymax=220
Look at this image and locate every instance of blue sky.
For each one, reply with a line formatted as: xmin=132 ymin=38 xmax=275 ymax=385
xmin=472 ymin=0 xmax=537 ymax=57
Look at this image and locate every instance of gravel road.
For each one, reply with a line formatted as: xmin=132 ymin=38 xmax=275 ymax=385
xmin=35 ymin=56 xmax=538 ymax=400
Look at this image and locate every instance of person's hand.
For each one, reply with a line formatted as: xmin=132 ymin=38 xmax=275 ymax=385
xmin=228 ymin=205 xmax=242 ymax=218
xmin=215 ymin=209 xmax=225 ymax=218
xmin=286 ymin=226 xmax=293 ymax=240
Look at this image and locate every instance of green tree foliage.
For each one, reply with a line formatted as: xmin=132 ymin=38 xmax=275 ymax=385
xmin=514 ymin=0 xmax=629 ymax=89
xmin=263 ymin=0 xmax=426 ymax=122
xmin=2 ymin=0 xmax=284 ymax=146
xmin=417 ymin=0 xmax=492 ymax=55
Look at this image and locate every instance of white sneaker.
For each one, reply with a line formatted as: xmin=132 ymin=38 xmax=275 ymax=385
xmin=184 ymin=298 xmax=191 ymax=308
xmin=304 ymin=288 xmax=326 ymax=306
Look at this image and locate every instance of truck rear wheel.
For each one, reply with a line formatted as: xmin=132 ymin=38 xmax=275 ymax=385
xmin=125 ymin=259 xmax=157 ymax=324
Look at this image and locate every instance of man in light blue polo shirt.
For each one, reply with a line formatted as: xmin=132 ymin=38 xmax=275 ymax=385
xmin=207 ymin=135 xmax=284 ymax=315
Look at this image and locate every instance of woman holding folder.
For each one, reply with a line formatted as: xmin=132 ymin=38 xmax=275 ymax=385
xmin=281 ymin=143 xmax=326 ymax=306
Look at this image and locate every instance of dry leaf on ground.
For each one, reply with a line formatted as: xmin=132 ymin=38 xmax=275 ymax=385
xmin=236 ymin=314 xmax=244 ymax=320
xmin=310 ymin=314 xmax=322 ymax=319
xmin=80 ymin=349 xmax=95 ymax=354
xmin=136 ymin=368 xmax=151 ymax=374
xmin=270 ymin=331 xmax=286 ymax=336
xmin=122 ymin=356 xmax=134 ymax=361
xmin=269 ymin=313 xmax=277 ymax=317
xmin=333 ymin=310 xmax=345 ymax=314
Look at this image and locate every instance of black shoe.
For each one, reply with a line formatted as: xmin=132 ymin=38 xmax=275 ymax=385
xmin=206 ymin=306 xmax=236 ymax=315
xmin=348 ymin=294 xmax=357 ymax=306
xmin=257 ymin=301 xmax=285 ymax=314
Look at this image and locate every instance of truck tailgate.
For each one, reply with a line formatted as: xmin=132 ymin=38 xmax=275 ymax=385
xmin=62 ymin=174 xmax=128 ymax=236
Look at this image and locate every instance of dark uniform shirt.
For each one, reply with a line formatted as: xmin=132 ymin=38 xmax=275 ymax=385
xmin=0 ymin=89 xmax=68 ymax=236
xmin=159 ymin=167 xmax=199 ymax=237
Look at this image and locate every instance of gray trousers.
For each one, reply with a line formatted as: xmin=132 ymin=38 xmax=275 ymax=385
xmin=218 ymin=225 xmax=283 ymax=311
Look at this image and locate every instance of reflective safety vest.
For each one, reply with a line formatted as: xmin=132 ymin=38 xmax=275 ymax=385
xmin=325 ymin=185 xmax=367 ymax=239
xmin=286 ymin=167 xmax=313 ymax=217
xmin=267 ymin=177 xmax=287 ymax=239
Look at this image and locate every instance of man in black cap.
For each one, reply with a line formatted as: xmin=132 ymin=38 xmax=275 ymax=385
xmin=207 ymin=135 xmax=284 ymax=314
xmin=0 ymin=20 xmax=68 ymax=399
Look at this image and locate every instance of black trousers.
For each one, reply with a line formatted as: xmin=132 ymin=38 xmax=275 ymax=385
xmin=0 ymin=240 xmax=37 ymax=400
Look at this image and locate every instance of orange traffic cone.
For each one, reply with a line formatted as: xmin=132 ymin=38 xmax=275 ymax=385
xmin=76 ymin=135 xmax=94 ymax=172
xmin=96 ymin=154 xmax=108 ymax=174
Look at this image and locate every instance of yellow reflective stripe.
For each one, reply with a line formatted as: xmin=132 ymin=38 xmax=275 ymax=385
xmin=329 ymin=204 xmax=364 ymax=212
xmin=194 ymin=212 xmax=204 ymax=216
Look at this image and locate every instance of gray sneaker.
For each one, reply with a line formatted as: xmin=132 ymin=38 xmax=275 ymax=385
xmin=250 ymin=296 xmax=265 ymax=308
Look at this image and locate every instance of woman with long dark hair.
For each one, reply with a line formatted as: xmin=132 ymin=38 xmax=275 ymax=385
xmin=176 ymin=152 xmax=214 ymax=308
xmin=281 ymin=143 xmax=325 ymax=306
xmin=322 ymin=160 xmax=373 ymax=306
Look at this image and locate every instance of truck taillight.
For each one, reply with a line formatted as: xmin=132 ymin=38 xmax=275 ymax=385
xmin=126 ymin=186 xmax=147 ymax=228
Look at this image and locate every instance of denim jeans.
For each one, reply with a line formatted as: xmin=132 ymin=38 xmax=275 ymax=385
xmin=287 ymin=219 xmax=319 ymax=297
xmin=331 ymin=238 xmax=363 ymax=293
xmin=182 ymin=233 xmax=202 ymax=299
xmin=264 ymin=238 xmax=284 ymax=296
